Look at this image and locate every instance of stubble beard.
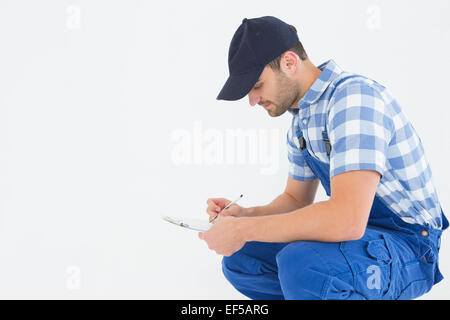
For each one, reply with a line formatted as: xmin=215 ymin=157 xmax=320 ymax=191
xmin=268 ymin=71 xmax=301 ymax=117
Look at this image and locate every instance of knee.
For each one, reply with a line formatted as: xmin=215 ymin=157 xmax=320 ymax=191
xmin=276 ymin=241 xmax=357 ymax=300
xmin=276 ymin=242 xmax=324 ymax=295
xmin=223 ymin=241 xmax=285 ymax=276
xmin=222 ymin=248 xmax=257 ymax=276
xmin=221 ymin=249 xmax=261 ymax=290
xmin=276 ymin=241 xmax=323 ymax=274
xmin=222 ymin=253 xmax=239 ymax=274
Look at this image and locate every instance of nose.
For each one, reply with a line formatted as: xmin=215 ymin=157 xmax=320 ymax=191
xmin=248 ymin=90 xmax=261 ymax=107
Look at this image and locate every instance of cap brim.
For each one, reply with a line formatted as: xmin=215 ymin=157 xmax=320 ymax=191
xmin=216 ymin=67 xmax=264 ymax=101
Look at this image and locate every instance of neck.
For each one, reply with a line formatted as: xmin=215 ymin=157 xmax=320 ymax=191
xmin=291 ymin=60 xmax=322 ymax=109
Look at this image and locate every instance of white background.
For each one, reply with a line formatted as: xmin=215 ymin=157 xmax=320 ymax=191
xmin=0 ymin=0 xmax=449 ymax=299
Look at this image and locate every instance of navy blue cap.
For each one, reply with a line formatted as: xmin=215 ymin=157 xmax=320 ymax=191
xmin=217 ymin=16 xmax=299 ymax=101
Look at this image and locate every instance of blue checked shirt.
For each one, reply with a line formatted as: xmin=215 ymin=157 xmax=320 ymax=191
xmin=287 ymin=60 xmax=443 ymax=229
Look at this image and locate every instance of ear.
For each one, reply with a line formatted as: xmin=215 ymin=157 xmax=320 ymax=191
xmin=280 ymin=51 xmax=298 ymax=74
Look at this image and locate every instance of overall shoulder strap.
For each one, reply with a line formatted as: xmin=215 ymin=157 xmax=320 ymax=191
xmin=323 ymin=74 xmax=365 ymax=156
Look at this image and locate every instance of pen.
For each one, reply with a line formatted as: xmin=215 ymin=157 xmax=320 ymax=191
xmin=209 ymin=194 xmax=243 ymax=223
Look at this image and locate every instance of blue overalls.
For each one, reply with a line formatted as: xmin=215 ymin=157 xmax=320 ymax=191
xmin=222 ymin=125 xmax=448 ymax=300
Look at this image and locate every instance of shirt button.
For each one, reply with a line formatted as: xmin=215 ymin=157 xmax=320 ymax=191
xmin=421 ymin=230 xmax=429 ymax=237
xmin=302 ymin=119 xmax=308 ymax=125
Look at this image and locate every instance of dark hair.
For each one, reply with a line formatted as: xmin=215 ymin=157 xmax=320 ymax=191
xmin=267 ymin=25 xmax=308 ymax=70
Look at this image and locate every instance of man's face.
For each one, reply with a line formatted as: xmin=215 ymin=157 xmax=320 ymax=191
xmin=248 ymin=66 xmax=300 ymax=117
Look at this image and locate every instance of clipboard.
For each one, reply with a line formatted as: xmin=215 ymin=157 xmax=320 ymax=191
xmin=162 ymin=215 xmax=212 ymax=232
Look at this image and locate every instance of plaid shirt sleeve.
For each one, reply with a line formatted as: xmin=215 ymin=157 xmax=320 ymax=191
xmin=286 ymin=120 xmax=317 ymax=181
xmin=327 ymin=82 xmax=395 ymax=179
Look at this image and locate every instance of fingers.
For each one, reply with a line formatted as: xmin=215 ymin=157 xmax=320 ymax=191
xmin=221 ymin=205 xmax=240 ymax=216
xmin=206 ymin=198 xmax=228 ymax=218
xmin=206 ymin=207 xmax=220 ymax=219
xmin=209 ymin=212 xmax=227 ymax=223
xmin=206 ymin=197 xmax=244 ymax=221
xmin=208 ymin=198 xmax=229 ymax=208
xmin=206 ymin=198 xmax=221 ymax=212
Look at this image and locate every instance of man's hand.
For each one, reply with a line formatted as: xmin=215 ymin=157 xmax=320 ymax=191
xmin=206 ymin=198 xmax=247 ymax=221
xmin=198 ymin=216 xmax=246 ymax=256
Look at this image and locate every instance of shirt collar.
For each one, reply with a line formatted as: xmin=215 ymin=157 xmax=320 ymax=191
xmin=288 ymin=59 xmax=343 ymax=114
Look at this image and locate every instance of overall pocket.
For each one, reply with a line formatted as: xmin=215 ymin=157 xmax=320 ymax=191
xmin=339 ymin=231 xmax=396 ymax=299
xmin=396 ymin=244 xmax=438 ymax=300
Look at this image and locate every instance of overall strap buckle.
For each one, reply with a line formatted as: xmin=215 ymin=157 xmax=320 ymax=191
xmin=298 ymin=130 xmax=331 ymax=155
xmin=322 ymin=131 xmax=332 ymax=156
xmin=296 ymin=128 xmax=307 ymax=151
xmin=298 ymin=136 xmax=307 ymax=151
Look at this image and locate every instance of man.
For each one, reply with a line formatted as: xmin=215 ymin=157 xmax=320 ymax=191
xmin=198 ymin=16 xmax=448 ymax=300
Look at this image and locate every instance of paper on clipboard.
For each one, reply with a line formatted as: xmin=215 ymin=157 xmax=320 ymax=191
xmin=162 ymin=215 xmax=212 ymax=232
